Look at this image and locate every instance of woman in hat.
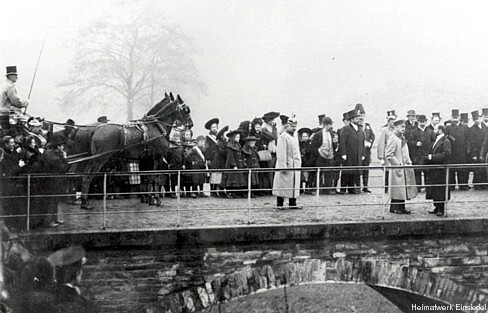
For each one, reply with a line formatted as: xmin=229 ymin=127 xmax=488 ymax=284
xmin=222 ymin=130 xmax=246 ymax=198
xmin=250 ymin=118 xmax=272 ymax=195
xmin=298 ymin=127 xmax=313 ymax=194
xmin=241 ymin=136 xmax=260 ymax=196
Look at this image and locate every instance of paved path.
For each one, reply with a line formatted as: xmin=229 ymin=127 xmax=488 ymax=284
xmin=20 ymin=186 xmax=488 ymax=233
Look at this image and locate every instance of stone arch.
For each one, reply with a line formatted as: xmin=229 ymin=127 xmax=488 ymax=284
xmin=151 ymin=258 xmax=488 ymax=313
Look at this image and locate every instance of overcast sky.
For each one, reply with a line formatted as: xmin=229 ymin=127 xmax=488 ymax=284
xmin=2 ymin=0 xmax=488 ymax=134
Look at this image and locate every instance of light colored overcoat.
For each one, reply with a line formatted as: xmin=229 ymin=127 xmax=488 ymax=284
xmin=386 ymin=133 xmax=417 ymax=200
xmin=272 ymin=131 xmax=302 ymax=198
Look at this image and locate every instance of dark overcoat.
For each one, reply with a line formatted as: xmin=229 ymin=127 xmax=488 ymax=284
xmin=446 ymin=124 xmax=468 ymax=164
xmin=411 ymin=127 xmax=434 ymax=164
xmin=310 ymin=129 xmax=337 ymax=165
xmin=338 ymin=124 xmax=365 ymax=175
xmin=241 ymin=145 xmax=260 ymax=186
xmin=425 ymin=136 xmax=451 ymax=202
xmin=205 ymin=135 xmax=219 ymax=169
xmin=188 ymin=147 xmax=207 ymax=186
xmin=468 ymin=125 xmax=485 ymax=160
xmin=222 ymin=142 xmax=246 ymax=188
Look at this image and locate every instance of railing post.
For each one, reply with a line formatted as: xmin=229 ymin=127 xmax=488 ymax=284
xmin=445 ymin=166 xmax=449 ymax=217
xmin=26 ymin=174 xmax=31 ymax=231
xmin=102 ymin=173 xmax=107 ymax=230
xmin=315 ymin=168 xmax=320 ymax=220
xmin=177 ymin=170 xmax=181 ymax=227
xmin=382 ymin=166 xmax=387 ymax=219
xmin=247 ymin=169 xmax=252 ymax=224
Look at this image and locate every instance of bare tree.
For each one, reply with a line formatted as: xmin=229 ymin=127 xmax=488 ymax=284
xmin=58 ymin=9 xmax=205 ymax=121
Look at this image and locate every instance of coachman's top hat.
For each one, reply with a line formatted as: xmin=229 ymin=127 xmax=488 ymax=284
xmin=451 ymin=109 xmax=460 ymax=118
xmin=204 ymin=118 xmax=219 ymax=130
xmin=472 ymin=111 xmax=480 ymax=119
xmin=460 ymin=113 xmax=469 ymax=122
xmin=6 ymin=66 xmax=17 ymax=76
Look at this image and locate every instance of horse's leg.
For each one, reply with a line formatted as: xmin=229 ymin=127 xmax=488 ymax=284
xmin=81 ymin=157 xmax=111 ymax=209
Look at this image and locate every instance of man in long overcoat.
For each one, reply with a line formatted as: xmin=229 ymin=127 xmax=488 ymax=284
xmin=445 ymin=109 xmax=469 ymax=190
xmin=339 ymin=110 xmax=365 ymax=194
xmin=204 ymin=118 xmax=221 ymax=196
xmin=424 ymin=125 xmax=451 ymax=216
xmin=468 ymin=111 xmax=486 ymax=190
xmin=377 ymin=110 xmax=396 ymax=193
xmin=411 ymin=115 xmax=434 ymax=192
xmin=273 ymin=117 xmax=302 ymax=209
xmin=385 ymin=120 xmax=417 ymax=214
xmin=310 ymin=116 xmax=337 ymax=194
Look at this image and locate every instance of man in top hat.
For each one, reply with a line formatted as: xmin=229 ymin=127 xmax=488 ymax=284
xmin=311 ymin=116 xmax=337 ymax=194
xmin=357 ymin=104 xmax=375 ymax=193
xmin=426 ymin=112 xmax=441 ymax=135
xmin=481 ymin=108 xmax=488 ymax=129
xmin=339 ymin=109 xmax=365 ymax=194
xmin=468 ymin=111 xmax=487 ymax=190
xmin=1 ymin=66 xmax=29 ymax=132
xmin=410 ymin=114 xmax=434 ymax=192
xmin=377 ymin=110 xmax=397 ymax=192
xmin=336 ymin=111 xmax=351 ymax=193
xmin=273 ymin=116 xmax=302 ymax=209
xmin=261 ymin=111 xmax=280 ymax=185
xmin=204 ymin=118 xmax=222 ymax=196
xmin=445 ymin=109 xmax=469 ymax=191
xmin=460 ymin=113 xmax=469 ymax=127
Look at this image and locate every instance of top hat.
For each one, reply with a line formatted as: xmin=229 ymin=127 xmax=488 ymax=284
xmin=227 ymin=129 xmax=243 ymax=138
xmin=204 ymin=118 xmax=219 ymax=130
xmin=471 ymin=111 xmax=480 ymax=119
xmin=279 ymin=115 xmax=289 ymax=125
xmin=417 ymin=114 xmax=427 ymax=122
xmin=355 ymin=103 xmax=365 ymax=115
xmin=318 ymin=114 xmax=326 ymax=123
xmin=97 ymin=116 xmax=109 ymax=123
xmin=217 ymin=125 xmax=229 ymax=139
xmin=482 ymin=108 xmax=488 ymax=116
xmin=386 ymin=110 xmax=397 ymax=119
xmin=460 ymin=113 xmax=469 ymax=122
xmin=6 ymin=66 xmax=17 ymax=76
xmin=262 ymin=112 xmax=280 ymax=121
xmin=432 ymin=112 xmax=441 ymax=118
xmin=406 ymin=110 xmax=416 ymax=116
xmin=298 ymin=127 xmax=312 ymax=136
xmin=451 ymin=109 xmax=460 ymax=118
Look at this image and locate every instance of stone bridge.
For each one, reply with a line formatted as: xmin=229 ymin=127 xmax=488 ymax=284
xmin=23 ymin=220 xmax=488 ymax=313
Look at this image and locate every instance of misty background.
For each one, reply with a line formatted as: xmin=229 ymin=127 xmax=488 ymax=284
xmin=2 ymin=0 xmax=488 ymax=136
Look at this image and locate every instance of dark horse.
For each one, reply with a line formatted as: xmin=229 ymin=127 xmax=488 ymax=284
xmin=79 ymin=94 xmax=192 ymax=209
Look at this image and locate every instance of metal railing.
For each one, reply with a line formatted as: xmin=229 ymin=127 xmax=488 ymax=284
xmin=0 ymin=163 xmax=487 ymax=232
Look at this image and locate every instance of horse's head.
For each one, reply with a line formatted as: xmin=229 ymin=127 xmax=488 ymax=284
xmin=175 ymin=95 xmax=193 ymax=129
xmin=146 ymin=93 xmax=171 ymax=116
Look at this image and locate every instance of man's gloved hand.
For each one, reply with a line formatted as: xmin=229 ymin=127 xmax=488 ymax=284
xmin=18 ymin=160 xmax=25 ymax=168
xmin=416 ymin=141 xmax=422 ymax=147
xmin=342 ymin=155 xmax=347 ymax=161
xmin=380 ymin=159 xmax=385 ymax=166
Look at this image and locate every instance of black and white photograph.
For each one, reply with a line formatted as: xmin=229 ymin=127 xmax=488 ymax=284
xmin=2 ymin=0 xmax=488 ymax=312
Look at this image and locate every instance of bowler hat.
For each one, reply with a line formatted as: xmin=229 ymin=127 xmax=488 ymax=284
xmin=298 ymin=128 xmax=312 ymax=136
xmin=204 ymin=118 xmax=219 ymax=130
xmin=217 ymin=125 xmax=229 ymax=139
xmin=417 ymin=114 xmax=427 ymax=122
xmin=243 ymin=136 xmax=258 ymax=142
xmin=48 ymin=246 xmax=87 ymax=268
xmin=451 ymin=109 xmax=460 ymax=118
xmin=97 ymin=116 xmax=109 ymax=123
xmin=342 ymin=112 xmax=349 ymax=120
xmin=279 ymin=115 xmax=289 ymax=125
xmin=406 ymin=110 xmax=416 ymax=116
xmin=49 ymin=133 xmax=66 ymax=147
xmin=227 ymin=129 xmax=243 ymax=138
xmin=322 ymin=117 xmax=333 ymax=125
xmin=460 ymin=113 xmax=468 ymax=122
xmin=6 ymin=66 xmax=17 ymax=76
xmin=472 ymin=111 xmax=480 ymax=119
xmin=347 ymin=109 xmax=359 ymax=119
xmin=262 ymin=112 xmax=280 ymax=121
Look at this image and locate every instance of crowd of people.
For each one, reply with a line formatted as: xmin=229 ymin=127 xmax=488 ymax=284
xmin=3 ymin=64 xmax=488 ymax=229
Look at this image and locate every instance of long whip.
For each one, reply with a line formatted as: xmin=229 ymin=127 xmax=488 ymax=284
xmin=25 ymin=33 xmax=48 ymax=112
